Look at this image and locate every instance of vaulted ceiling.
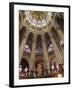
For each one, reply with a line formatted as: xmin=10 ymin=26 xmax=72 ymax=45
xmin=19 ymin=10 xmax=64 ymax=59
xmin=19 ymin=10 xmax=64 ymax=34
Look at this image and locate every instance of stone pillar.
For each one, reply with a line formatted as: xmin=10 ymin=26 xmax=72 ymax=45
xmin=53 ymin=24 xmax=64 ymax=58
xmin=56 ymin=29 xmax=64 ymax=40
xmin=29 ymin=35 xmax=37 ymax=70
xmin=52 ymin=21 xmax=64 ymax=40
xmin=19 ymin=12 xmax=24 ymax=30
xmin=19 ymin=12 xmax=28 ymax=31
xmin=51 ymin=21 xmax=64 ymax=58
xmin=48 ymin=31 xmax=63 ymax=64
xmin=57 ymin=29 xmax=64 ymax=58
xmin=29 ymin=35 xmax=37 ymax=77
xmin=42 ymin=35 xmax=50 ymax=75
xmin=19 ymin=31 xmax=29 ymax=63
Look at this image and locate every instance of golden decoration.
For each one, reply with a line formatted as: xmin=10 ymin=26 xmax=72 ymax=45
xmin=31 ymin=11 xmax=48 ymax=20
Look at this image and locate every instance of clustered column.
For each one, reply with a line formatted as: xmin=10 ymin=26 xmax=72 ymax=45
xmin=52 ymin=21 xmax=64 ymax=40
xmin=56 ymin=29 xmax=64 ymax=40
xmin=48 ymin=31 xmax=63 ymax=64
xmin=42 ymin=34 xmax=50 ymax=74
xmin=54 ymin=23 xmax=64 ymax=58
xmin=19 ymin=31 xmax=29 ymax=63
xmin=56 ymin=29 xmax=64 ymax=58
xmin=19 ymin=11 xmax=24 ymax=30
xmin=29 ymin=34 xmax=37 ymax=71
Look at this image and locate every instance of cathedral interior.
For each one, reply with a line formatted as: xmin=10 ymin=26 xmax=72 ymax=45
xmin=19 ymin=10 xmax=64 ymax=79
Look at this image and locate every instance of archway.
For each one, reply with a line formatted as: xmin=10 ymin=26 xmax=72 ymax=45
xmin=19 ymin=58 xmax=29 ymax=79
xmin=50 ymin=56 xmax=64 ymax=77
